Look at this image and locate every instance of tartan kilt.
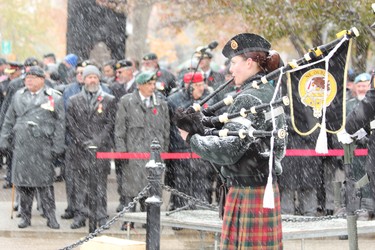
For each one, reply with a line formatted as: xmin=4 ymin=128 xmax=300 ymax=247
xmin=221 ymin=183 xmax=283 ymax=250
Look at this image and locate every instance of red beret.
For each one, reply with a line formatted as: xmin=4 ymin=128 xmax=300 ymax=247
xmin=183 ymin=72 xmax=203 ymax=84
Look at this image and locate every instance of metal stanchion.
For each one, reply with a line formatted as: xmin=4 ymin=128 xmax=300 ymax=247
xmin=343 ymin=143 xmax=359 ymax=250
xmin=145 ymin=139 xmax=165 ymax=250
xmin=88 ymin=146 xmax=98 ymax=233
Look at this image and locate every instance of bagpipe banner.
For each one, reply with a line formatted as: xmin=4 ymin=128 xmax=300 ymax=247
xmin=286 ymin=36 xmax=353 ymax=153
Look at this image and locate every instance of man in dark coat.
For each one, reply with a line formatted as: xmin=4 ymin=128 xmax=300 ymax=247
xmin=109 ymin=59 xmax=137 ymax=104
xmin=141 ymin=53 xmax=176 ymax=97
xmin=0 ymin=66 xmax=64 ymax=229
xmin=108 ymin=59 xmax=137 ymax=212
xmin=115 ymin=71 xmax=170 ymax=229
xmin=66 ymin=65 xmax=116 ymax=229
xmin=60 ymin=60 xmax=112 ymax=220
xmin=345 ymin=72 xmax=375 ymax=218
xmin=194 ymin=49 xmax=225 ymax=90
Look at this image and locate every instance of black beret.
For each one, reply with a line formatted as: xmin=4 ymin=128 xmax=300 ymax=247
xmin=24 ymin=57 xmax=39 ymax=67
xmin=26 ymin=66 xmax=45 ymax=78
xmin=76 ymin=60 xmax=92 ymax=68
xmin=222 ymin=33 xmax=271 ymax=59
xmin=142 ymin=53 xmax=158 ymax=61
xmin=115 ymin=60 xmax=133 ymax=69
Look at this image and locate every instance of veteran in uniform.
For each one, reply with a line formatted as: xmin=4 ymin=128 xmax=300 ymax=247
xmin=115 ymin=71 xmax=170 ymax=229
xmin=0 ymin=66 xmax=64 ymax=229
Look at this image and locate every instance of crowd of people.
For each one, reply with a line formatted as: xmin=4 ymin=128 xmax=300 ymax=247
xmin=0 ymin=33 xmax=374 ymax=249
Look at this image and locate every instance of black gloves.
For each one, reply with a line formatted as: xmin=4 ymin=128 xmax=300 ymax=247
xmin=174 ymin=108 xmax=205 ymax=136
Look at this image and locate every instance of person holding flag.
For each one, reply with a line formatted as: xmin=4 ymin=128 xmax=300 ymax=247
xmin=176 ymin=33 xmax=285 ymax=249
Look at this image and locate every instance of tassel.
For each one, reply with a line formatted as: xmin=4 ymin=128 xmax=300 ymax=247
xmin=315 ymin=122 xmax=328 ymax=153
xmin=263 ymin=176 xmax=275 ymax=208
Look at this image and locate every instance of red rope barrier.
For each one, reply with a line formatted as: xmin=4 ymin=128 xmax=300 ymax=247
xmin=96 ymin=149 xmax=368 ymax=159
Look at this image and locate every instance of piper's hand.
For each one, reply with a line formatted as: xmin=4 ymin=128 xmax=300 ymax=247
xmin=178 ymin=128 xmax=189 ymax=141
xmin=174 ymin=108 xmax=205 ymax=135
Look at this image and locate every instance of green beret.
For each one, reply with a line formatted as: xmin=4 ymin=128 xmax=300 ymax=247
xmin=222 ymin=33 xmax=271 ymax=59
xmin=136 ymin=71 xmax=157 ymax=85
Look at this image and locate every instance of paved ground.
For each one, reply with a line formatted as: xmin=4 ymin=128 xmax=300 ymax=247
xmin=1 ymin=166 xmax=375 ymax=249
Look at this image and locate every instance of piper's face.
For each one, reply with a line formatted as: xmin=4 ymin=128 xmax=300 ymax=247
xmin=230 ymin=55 xmax=253 ymax=86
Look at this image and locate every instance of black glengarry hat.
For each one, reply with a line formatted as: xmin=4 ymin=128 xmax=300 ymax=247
xmin=222 ymin=33 xmax=271 ymax=59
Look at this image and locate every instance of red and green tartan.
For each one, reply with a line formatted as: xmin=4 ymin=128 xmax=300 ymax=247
xmin=221 ymin=183 xmax=283 ymax=250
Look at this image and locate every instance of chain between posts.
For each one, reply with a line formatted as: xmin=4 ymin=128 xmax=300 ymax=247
xmin=59 ymin=184 xmax=151 ymax=250
xmin=282 ymin=209 xmax=369 ymax=222
xmin=161 ymin=183 xmax=219 ymax=211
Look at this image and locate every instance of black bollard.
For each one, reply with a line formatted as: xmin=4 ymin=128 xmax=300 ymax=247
xmin=145 ymin=139 xmax=165 ymax=250
xmin=88 ymin=146 xmax=98 ymax=233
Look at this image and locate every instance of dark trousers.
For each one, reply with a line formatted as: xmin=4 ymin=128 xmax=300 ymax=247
xmin=115 ymin=159 xmax=126 ymax=204
xmin=63 ymin=153 xmax=76 ymax=214
xmin=74 ymin=167 xmax=108 ymax=220
xmin=17 ymin=185 xmax=56 ymax=222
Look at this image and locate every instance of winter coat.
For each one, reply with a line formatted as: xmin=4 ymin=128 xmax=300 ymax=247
xmin=109 ymin=79 xmax=137 ymax=104
xmin=155 ymin=69 xmax=176 ymax=97
xmin=63 ymin=82 xmax=112 ymax=110
xmin=0 ymin=76 xmax=56 ymax=127
xmin=66 ymin=87 xmax=116 ymax=175
xmin=346 ymin=89 xmax=375 ymax=187
xmin=115 ymin=89 xmax=170 ymax=196
xmin=205 ymin=70 xmax=225 ymax=89
xmin=0 ymin=86 xmax=65 ymax=187
xmin=190 ymin=74 xmax=286 ymax=187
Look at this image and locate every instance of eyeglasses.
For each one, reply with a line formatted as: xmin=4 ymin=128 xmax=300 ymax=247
xmin=76 ymin=71 xmax=83 ymax=75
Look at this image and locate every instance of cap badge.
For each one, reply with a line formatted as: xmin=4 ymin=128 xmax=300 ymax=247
xmin=231 ymin=40 xmax=238 ymax=50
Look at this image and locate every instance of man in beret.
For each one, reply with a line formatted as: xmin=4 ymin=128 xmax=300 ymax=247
xmin=115 ymin=71 xmax=170 ymax=229
xmin=0 ymin=58 xmax=55 ymax=194
xmin=141 ymin=52 xmax=177 ymax=97
xmin=345 ymin=71 xmax=375 ymax=221
xmin=337 ymin=72 xmax=374 ymax=220
xmin=66 ymin=65 xmax=116 ymax=229
xmin=194 ymin=49 xmax=225 ymax=91
xmin=0 ymin=66 xmax=64 ymax=229
xmin=109 ymin=59 xmax=137 ymax=104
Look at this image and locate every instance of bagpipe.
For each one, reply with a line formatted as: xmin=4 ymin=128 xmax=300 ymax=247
xmin=176 ymin=27 xmax=359 ymax=140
